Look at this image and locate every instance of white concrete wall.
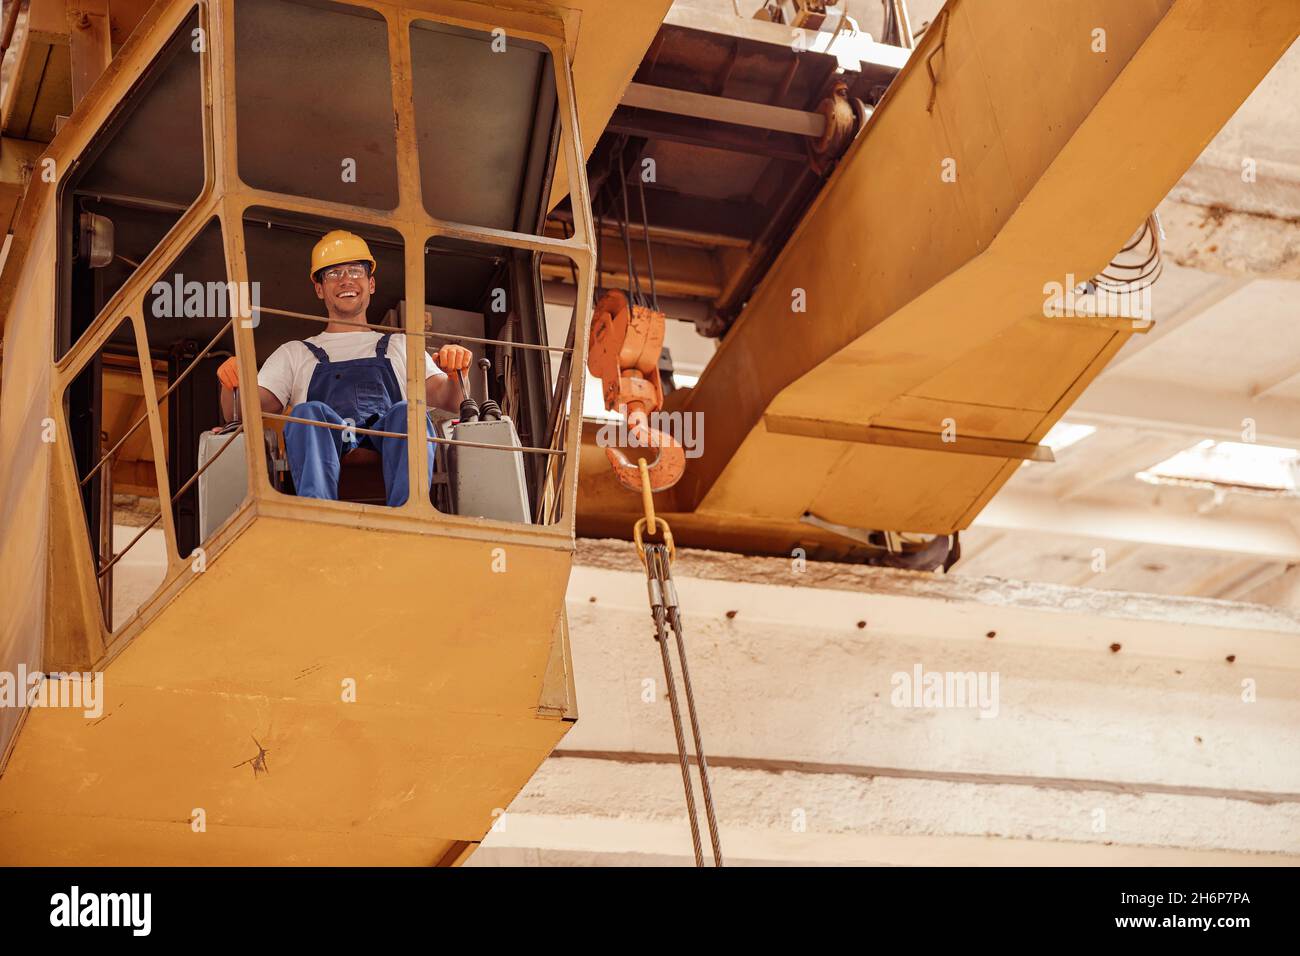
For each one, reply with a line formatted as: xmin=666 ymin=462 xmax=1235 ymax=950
xmin=471 ymin=540 xmax=1300 ymax=866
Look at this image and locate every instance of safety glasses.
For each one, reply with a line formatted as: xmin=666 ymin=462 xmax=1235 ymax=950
xmin=321 ymin=265 xmax=369 ymax=282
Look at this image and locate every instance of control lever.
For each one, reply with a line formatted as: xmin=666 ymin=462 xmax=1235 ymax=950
xmin=218 ymin=385 xmax=242 ymax=432
xmin=478 ymin=358 xmax=502 ymax=421
xmin=456 ymin=366 xmax=480 ymax=424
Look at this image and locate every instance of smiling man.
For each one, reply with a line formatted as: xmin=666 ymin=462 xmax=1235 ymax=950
xmin=216 ymin=230 xmax=470 ymax=507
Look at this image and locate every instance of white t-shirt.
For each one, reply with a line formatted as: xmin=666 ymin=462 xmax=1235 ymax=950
xmin=257 ymin=330 xmax=444 ymax=409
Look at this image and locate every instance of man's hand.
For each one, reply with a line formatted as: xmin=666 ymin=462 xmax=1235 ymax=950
xmin=217 ymin=356 xmax=240 ymax=391
xmin=215 ymin=356 xmax=284 ymax=420
xmin=434 ymin=344 xmax=473 ymax=377
xmin=426 ymin=344 xmax=471 ymax=410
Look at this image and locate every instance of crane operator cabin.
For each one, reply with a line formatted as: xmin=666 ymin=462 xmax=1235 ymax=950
xmin=0 ymin=0 xmax=1297 ymax=877
xmin=0 ymin=0 xmax=600 ymax=866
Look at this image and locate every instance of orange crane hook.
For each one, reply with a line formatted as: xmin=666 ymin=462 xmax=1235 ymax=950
xmin=587 ymin=289 xmax=686 ymax=492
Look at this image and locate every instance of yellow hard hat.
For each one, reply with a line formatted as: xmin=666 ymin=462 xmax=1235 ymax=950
xmin=310 ymin=230 xmax=377 ymax=280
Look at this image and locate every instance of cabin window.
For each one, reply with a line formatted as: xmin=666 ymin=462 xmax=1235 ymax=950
xmin=236 ymin=0 xmax=399 ymax=211
xmin=410 ymin=20 xmax=560 ymax=234
xmin=141 ymin=219 xmax=236 ymax=558
xmin=56 ymin=6 xmax=206 ymax=361
xmin=243 ymin=207 xmax=408 ymax=506
xmin=63 ymin=319 xmax=168 ymax=631
xmin=424 ymin=235 xmax=574 ymax=523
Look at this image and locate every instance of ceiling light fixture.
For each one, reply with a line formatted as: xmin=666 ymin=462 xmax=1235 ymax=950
xmin=1137 ymin=440 xmax=1300 ymax=496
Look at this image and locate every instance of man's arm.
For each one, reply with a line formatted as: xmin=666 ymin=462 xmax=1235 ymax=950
xmin=217 ymin=352 xmax=290 ymax=422
xmin=220 ymin=385 xmax=284 ymax=421
xmin=425 ymin=372 xmax=463 ymax=411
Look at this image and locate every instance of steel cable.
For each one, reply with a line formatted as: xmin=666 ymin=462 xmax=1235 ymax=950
xmin=642 ymin=542 xmax=724 ymax=866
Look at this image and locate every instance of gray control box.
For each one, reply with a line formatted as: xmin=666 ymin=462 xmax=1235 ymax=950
xmin=197 ymin=427 xmax=250 ymax=540
xmin=445 ymin=416 xmax=532 ymax=524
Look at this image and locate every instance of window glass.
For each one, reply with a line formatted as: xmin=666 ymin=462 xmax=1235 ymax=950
xmin=236 ymin=0 xmax=399 ymax=210
xmin=58 ymin=7 xmax=204 ymax=360
xmin=410 ymin=20 xmax=560 ymax=233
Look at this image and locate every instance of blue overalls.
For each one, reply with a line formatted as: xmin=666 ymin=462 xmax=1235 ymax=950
xmin=282 ymin=333 xmax=433 ymax=507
